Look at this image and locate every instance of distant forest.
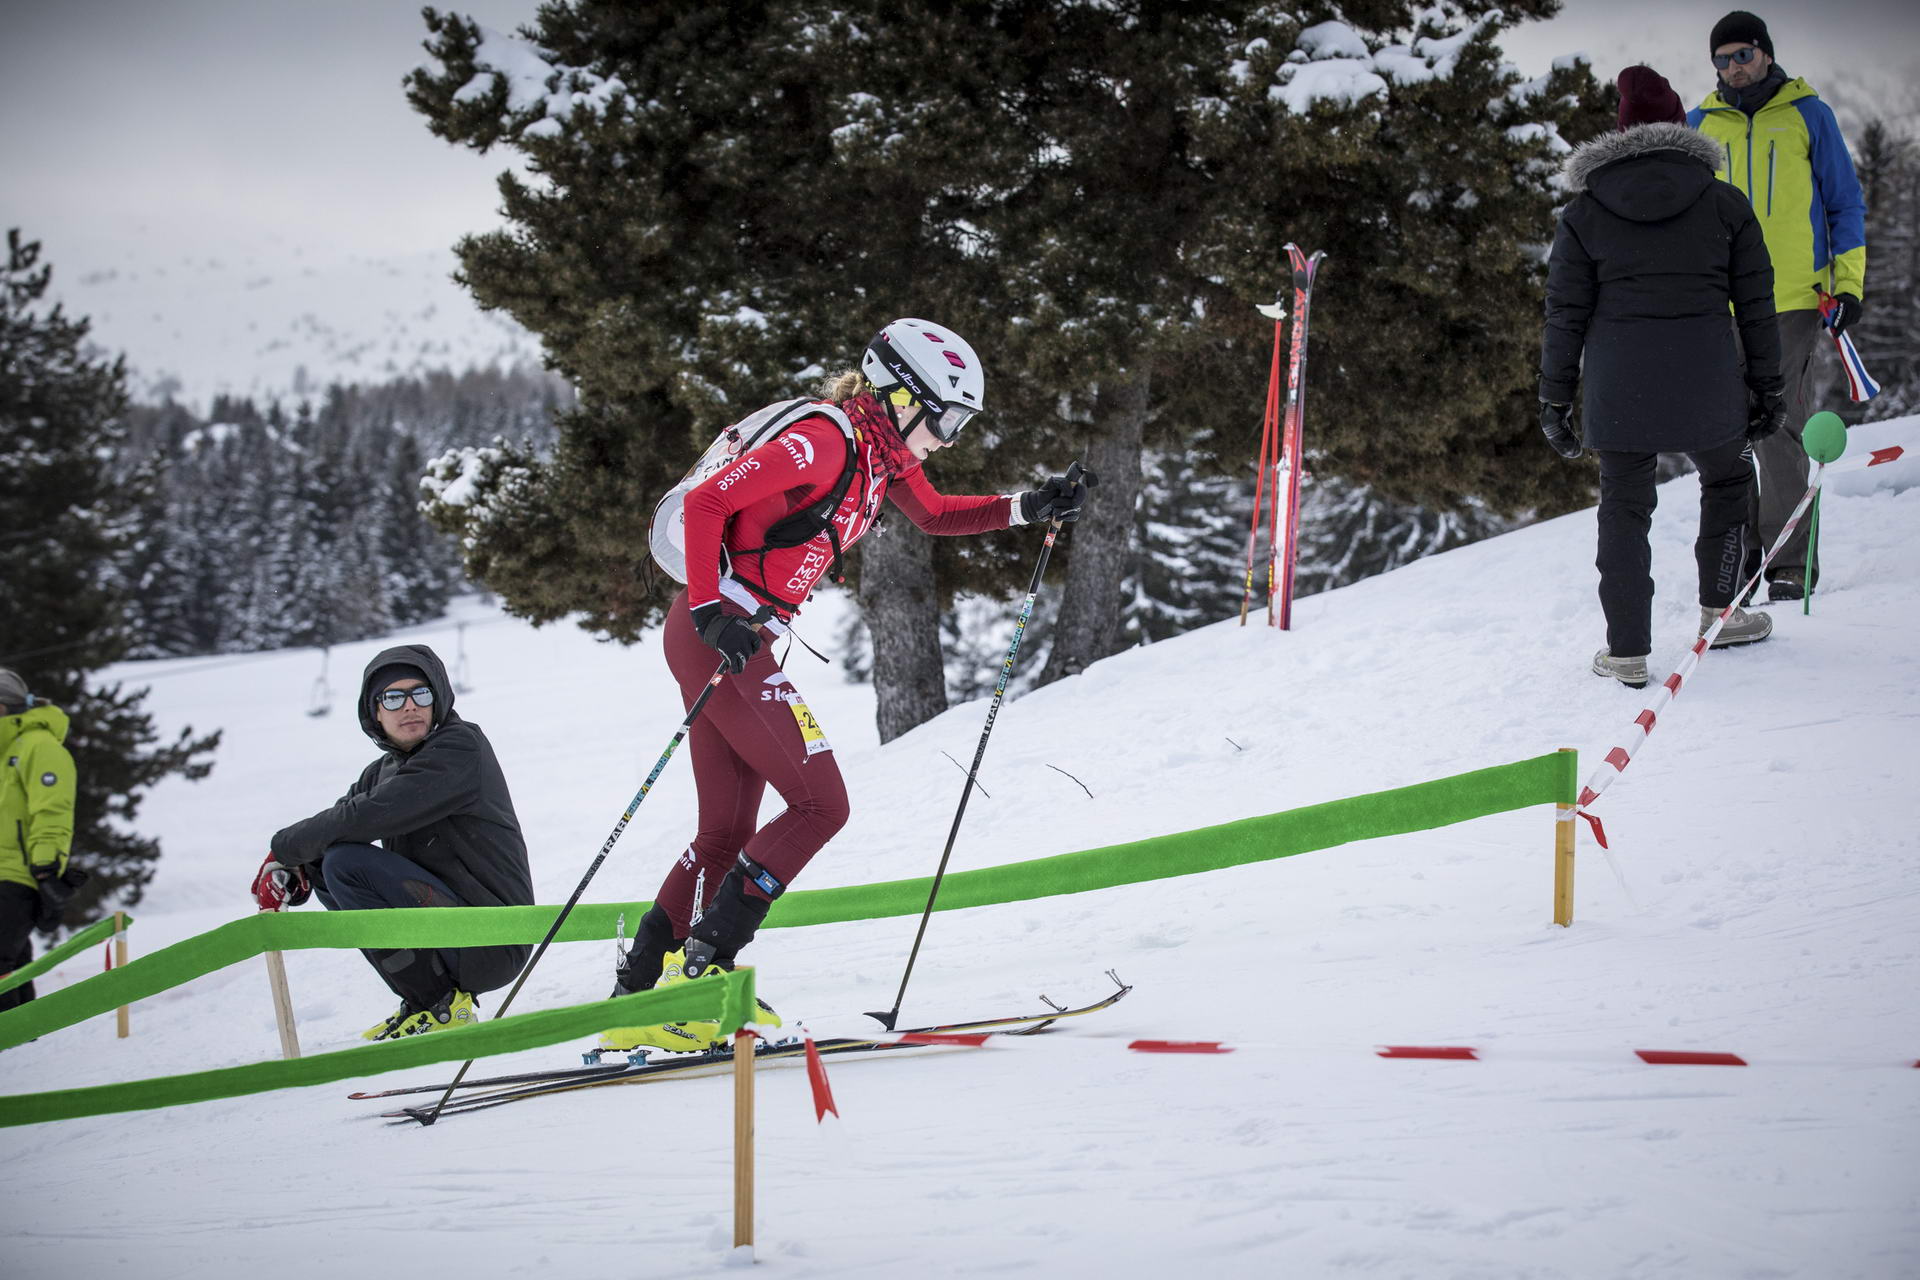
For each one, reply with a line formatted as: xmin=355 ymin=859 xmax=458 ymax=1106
xmin=116 ymin=365 xmax=567 ymax=658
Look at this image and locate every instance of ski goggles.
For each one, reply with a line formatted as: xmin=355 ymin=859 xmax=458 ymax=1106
xmin=887 ymin=387 xmax=979 ymax=443
xmin=375 ymin=686 xmax=435 ymax=712
xmin=1711 ymin=47 xmax=1761 ymax=69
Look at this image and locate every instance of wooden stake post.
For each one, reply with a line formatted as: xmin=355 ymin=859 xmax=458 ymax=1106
xmin=113 ymin=911 xmax=130 ymax=1038
xmin=733 ymin=1029 xmax=756 ymax=1256
xmin=258 ymin=910 xmax=301 ymax=1059
xmin=1553 ymin=747 xmax=1576 ymax=927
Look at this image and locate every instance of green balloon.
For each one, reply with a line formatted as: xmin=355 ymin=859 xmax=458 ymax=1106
xmin=1802 ymin=411 xmax=1847 ymax=463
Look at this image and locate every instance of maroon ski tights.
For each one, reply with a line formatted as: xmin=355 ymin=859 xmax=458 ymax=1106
xmin=652 ymin=591 xmax=849 ymax=936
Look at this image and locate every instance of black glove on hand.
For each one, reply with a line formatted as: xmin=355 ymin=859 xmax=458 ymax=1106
xmin=1747 ymin=391 xmax=1787 ymax=443
xmin=690 ymin=602 xmax=762 ymax=674
xmin=1019 ymin=468 xmax=1096 ymax=524
xmin=1539 ymin=401 xmax=1581 ymax=459
xmin=32 ymin=865 xmax=87 ymax=934
xmin=1826 ymin=292 xmax=1863 ymax=337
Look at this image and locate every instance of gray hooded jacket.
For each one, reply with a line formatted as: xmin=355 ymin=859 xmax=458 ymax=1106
xmin=270 ymin=644 xmax=535 ymax=912
xmin=1540 ymin=122 xmax=1783 ymax=453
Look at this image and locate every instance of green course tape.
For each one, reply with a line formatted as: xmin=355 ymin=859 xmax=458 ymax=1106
xmin=0 ymin=915 xmax=132 ymax=998
xmin=765 ymin=750 xmax=1576 ymax=927
xmin=0 ymin=751 xmax=1572 ymax=1054
xmin=0 ymin=967 xmax=755 ymax=1128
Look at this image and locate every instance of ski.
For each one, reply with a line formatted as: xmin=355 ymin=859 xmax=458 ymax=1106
xmin=1273 ymin=243 xmax=1325 ymax=631
xmin=377 ymin=972 xmax=1131 ymax=1123
xmin=349 ymin=1060 xmax=636 ymax=1101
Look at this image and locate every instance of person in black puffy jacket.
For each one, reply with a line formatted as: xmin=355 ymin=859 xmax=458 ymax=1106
xmin=1539 ymin=64 xmax=1785 ymax=687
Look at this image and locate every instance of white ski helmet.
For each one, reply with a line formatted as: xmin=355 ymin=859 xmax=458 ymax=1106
xmin=860 ymin=318 xmax=985 ymax=441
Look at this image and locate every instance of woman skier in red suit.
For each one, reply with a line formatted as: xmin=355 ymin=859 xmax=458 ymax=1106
xmin=602 ymin=318 xmax=1089 ymax=1051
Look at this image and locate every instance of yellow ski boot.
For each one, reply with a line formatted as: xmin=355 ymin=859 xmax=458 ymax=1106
xmin=596 ymin=950 xmax=781 ymax=1052
xmin=363 ymin=990 xmax=479 ymax=1041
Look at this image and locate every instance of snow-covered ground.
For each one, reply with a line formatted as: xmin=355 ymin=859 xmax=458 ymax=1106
xmin=3 ymin=419 xmax=1917 ymax=1278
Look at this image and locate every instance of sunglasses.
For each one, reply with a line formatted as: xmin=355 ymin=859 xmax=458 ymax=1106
xmin=886 ymin=387 xmax=979 ymax=443
xmin=376 ymin=686 xmax=434 ymax=712
xmin=1712 ymin=47 xmax=1761 ymax=70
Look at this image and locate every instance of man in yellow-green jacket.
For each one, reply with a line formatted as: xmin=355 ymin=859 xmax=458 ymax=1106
xmin=0 ymin=667 xmax=77 ymax=1012
xmin=1689 ymin=11 xmax=1866 ymax=602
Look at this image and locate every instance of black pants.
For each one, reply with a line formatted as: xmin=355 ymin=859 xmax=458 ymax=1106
xmin=0 ymin=882 xmax=39 ymax=1012
xmin=1595 ymin=437 xmax=1752 ymax=658
xmin=314 ymin=844 xmax=529 ymax=1008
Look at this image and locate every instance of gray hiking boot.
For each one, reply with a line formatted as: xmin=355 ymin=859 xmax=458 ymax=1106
xmin=1700 ymin=605 xmax=1772 ymax=648
xmin=1592 ymin=649 xmax=1648 ymax=688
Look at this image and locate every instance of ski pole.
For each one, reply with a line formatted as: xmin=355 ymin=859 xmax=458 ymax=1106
xmin=1240 ymin=299 xmax=1285 ymax=624
xmin=868 ymin=462 xmax=1089 ymax=1030
xmin=407 ymin=647 xmax=746 ymax=1126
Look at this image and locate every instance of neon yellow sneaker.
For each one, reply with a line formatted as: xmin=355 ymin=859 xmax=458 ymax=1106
xmin=362 ymin=990 xmax=480 ymax=1041
xmin=595 ymin=950 xmax=780 ymax=1052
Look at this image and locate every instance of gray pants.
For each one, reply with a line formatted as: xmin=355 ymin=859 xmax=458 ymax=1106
xmin=1740 ymin=307 xmax=1825 ymax=583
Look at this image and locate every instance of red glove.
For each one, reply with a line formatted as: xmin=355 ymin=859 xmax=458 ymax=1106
xmin=251 ymin=854 xmax=311 ymax=912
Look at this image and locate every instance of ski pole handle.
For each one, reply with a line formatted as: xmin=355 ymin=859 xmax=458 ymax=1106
xmin=1046 ymin=460 xmax=1094 ymax=530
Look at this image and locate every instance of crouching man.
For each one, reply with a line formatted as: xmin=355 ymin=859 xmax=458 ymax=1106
xmin=254 ymin=645 xmax=534 ymax=1040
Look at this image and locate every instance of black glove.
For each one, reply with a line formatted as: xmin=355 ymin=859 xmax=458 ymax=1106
xmin=1019 ymin=468 xmax=1096 ymax=524
xmin=32 ymin=865 xmax=88 ymax=934
xmin=690 ymin=602 xmax=762 ymax=674
xmin=1539 ymin=401 xmax=1581 ymax=459
xmin=1826 ymin=292 xmax=1863 ymax=337
xmin=1747 ymin=390 xmax=1787 ymax=443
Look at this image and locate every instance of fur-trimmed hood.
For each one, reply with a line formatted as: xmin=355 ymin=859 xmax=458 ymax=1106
xmin=1563 ymin=123 xmax=1724 ymax=223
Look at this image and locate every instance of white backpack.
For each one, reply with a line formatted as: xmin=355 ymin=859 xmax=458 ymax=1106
xmin=648 ymin=398 xmax=858 ymax=584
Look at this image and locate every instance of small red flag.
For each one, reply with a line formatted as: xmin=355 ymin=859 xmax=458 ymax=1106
xmin=1576 ymin=808 xmax=1608 ymax=849
xmin=803 ymin=1033 xmax=838 ymax=1123
xmin=104 ymin=942 xmax=113 ymax=971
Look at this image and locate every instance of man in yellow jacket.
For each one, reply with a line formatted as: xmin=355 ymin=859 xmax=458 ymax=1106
xmin=1689 ymin=11 xmax=1866 ymax=602
xmin=0 ymin=668 xmax=77 ymax=1011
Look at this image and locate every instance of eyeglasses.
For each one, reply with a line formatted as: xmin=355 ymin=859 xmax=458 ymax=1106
xmin=887 ymin=387 xmax=979 ymax=443
xmin=1712 ymin=47 xmax=1760 ymax=70
xmin=376 ymin=686 xmax=434 ymax=712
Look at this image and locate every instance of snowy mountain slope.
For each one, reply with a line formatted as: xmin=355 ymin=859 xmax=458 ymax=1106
xmin=52 ymin=245 xmax=539 ymax=411
xmin=2 ymin=418 xmax=1916 ymax=1279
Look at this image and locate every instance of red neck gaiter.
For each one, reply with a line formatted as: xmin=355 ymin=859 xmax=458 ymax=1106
xmin=841 ymin=392 xmax=920 ymax=478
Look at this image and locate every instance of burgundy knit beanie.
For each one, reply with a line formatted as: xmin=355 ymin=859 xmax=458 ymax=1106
xmin=1616 ymin=65 xmax=1686 ymax=131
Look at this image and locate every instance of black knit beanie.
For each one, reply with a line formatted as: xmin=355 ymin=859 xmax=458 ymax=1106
xmin=1710 ymin=11 xmax=1773 ymax=58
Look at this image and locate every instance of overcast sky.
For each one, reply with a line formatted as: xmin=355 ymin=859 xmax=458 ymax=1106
xmin=4 ymin=0 xmax=1916 ymax=285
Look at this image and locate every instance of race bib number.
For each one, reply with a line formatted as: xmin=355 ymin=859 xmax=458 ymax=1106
xmin=788 ymin=696 xmax=830 ymax=757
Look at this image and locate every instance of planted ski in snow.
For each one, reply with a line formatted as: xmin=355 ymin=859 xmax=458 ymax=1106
xmin=375 ymin=972 xmax=1131 ymax=1123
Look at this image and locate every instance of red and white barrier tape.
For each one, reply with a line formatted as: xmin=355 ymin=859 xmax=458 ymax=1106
xmin=796 ymin=1027 xmax=1917 ymax=1118
xmin=811 ymin=1031 xmax=1919 ymax=1071
xmin=1569 ymin=441 xmax=1909 ymax=850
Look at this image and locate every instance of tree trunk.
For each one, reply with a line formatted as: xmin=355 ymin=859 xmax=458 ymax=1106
xmin=855 ymin=514 xmax=948 ymax=743
xmin=1038 ymin=371 xmax=1149 ymax=687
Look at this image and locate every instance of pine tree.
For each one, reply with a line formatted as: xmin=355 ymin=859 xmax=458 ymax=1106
xmin=403 ymin=3 xmax=1609 ymax=730
xmin=1128 ymin=449 xmax=1252 ymax=645
xmin=405 ymin=3 xmax=1057 ymax=741
xmin=0 ymin=230 xmax=219 ymax=916
xmin=1852 ymin=118 xmax=1918 ymax=421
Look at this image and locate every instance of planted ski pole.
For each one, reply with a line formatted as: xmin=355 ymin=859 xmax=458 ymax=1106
xmin=868 ymin=462 xmax=1092 ymax=1030
xmin=406 ymin=648 xmax=752 ymax=1126
xmin=1240 ymin=298 xmax=1285 ymax=624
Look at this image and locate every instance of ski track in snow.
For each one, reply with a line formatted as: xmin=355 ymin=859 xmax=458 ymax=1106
xmin=2 ymin=419 xmax=1917 ymax=1278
